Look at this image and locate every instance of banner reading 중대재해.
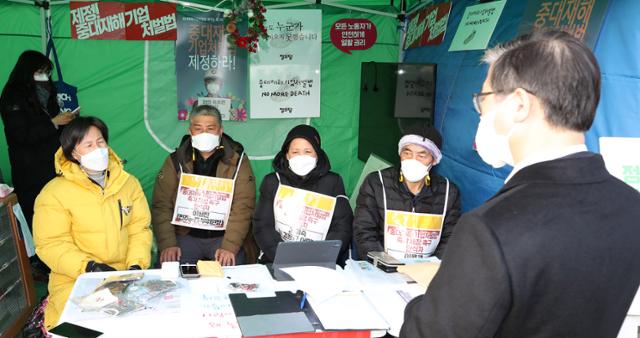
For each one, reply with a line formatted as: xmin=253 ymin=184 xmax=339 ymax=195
xmin=70 ymin=2 xmax=177 ymax=40
xmin=518 ymin=0 xmax=609 ymax=49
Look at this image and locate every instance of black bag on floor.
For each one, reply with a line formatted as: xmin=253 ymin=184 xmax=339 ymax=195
xmin=22 ymin=296 xmax=49 ymax=338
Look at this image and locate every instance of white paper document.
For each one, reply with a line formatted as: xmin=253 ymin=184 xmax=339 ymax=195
xmin=184 ymin=279 xmax=242 ymax=337
xmin=281 ymin=266 xmax=354 ymax=302
xmin=311 ymin=291 xmax=389 ymax=330
xmin=344 ymin=260 xmax=408 ymax=290
xmin=364 ymin=287 xmax=423 ymax=336
xmin=223 ymin=264 xmax=276 ymax=297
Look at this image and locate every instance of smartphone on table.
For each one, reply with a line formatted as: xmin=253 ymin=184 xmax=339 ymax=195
xmin=180 ymin=263 xmax=200 ymax=279
xmin=49 ymin=321 xmax=102 ymax=338
xmin=367 ymin=251 xmax=405 ymax=272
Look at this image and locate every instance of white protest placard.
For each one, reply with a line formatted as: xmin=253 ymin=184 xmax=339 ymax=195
xmin=171 ymin=173 xmax=235 ymax=230
xmin=274 ymin=185 xmax=336 ymax=241
xmin=449 ymin=0 xmax=506 ymax=51
xmin=394 ymin=64 xmax=436 ymax=119
xmin=250 ymin=65 xmax=320 ymax=118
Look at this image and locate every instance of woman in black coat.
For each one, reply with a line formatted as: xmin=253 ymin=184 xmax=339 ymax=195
xmin=0 ymin=50 xmax=75 ymax=230
xmin=252 ymin=125 xmax=353 ymax=266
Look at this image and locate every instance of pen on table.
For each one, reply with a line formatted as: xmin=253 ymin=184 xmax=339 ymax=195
xmin=299 ymin=292 xmax=307 ymax=310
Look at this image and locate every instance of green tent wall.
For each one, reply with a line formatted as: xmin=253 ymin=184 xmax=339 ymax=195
xmin=0 ymin=1 xmax=403 ymax=201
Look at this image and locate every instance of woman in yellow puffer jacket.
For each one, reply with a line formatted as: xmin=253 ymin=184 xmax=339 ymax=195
xmin=33 ymin=116 xmax=152 ymax=329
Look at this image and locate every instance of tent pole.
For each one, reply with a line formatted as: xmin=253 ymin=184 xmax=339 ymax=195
xmin=407 ymin=0 xmax=434 ymax=16
xmin=7 ymin=0 xmax=61 ymax=53
xmin=161 ymin=0 xmax=226 ymax=12
xmin=322 ymin=3 xmax=397 ymax=18
xmin=266 ymin=2 xmax=312 ymax=9
xmin=39 ymin=1 xmax=51 ymax=54
xmin=397 ymin=0 xmax=406 ymax=62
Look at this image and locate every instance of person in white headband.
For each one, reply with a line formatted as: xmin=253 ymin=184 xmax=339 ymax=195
xmin=353 ymin=126 xmax=461 ymax=262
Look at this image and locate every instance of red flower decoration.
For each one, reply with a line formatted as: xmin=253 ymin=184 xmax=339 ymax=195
xmin=178 ymin=109 xmax=189 ymax=121
xmin=237 ymin=37 xmax=248 ymax=48
xmin=224 ymin=0 xmax=269 ymax=53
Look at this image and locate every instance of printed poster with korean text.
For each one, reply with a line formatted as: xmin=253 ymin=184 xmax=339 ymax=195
xmin=273 ymin=185 xmax=336 ymax=242
xmin=448 ymin=0 xmax=506 ymax=51
xmin=250 ymin=9 xmax=321 ymax=119
xmin=172 ymin=174 xmax=234 ymax=230
xmin=176 ymin=12 xmax=248 ymax=121
xmin=519 ymin=0 xmax=609 ymax=48
xmin=384 ymin=210 xmax=443 ymax=259
xmin=599 ymin=137 xmax=640 ymax=192
xmin=70 ymin=2 xmax=177 ymax=40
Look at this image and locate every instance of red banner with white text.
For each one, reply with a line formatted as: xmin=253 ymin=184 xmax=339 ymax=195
xmin=70 ymin=2 xmax=177 ymax=40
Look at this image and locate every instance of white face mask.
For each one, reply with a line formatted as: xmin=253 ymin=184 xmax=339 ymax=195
xmin=207 ymin=83 xmax=221 ymax=94
xmin=474 ymin=108 xmax=515 ymax=168
xmin=401 ymin=159 xmax=431 ymax=182
xmin=80 ymin=147 xmax=109 ymax=171
xmin=34 ymin=73 xmax=49 ymax=82
xmin=289 ymin=155 xmax=317 ymax=176
xmin=191 ymin=132 xmax=220 ymax=152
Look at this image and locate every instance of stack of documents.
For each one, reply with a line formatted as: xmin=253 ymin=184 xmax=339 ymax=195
xmin=282 ymin=266 xmax=389 ymax=331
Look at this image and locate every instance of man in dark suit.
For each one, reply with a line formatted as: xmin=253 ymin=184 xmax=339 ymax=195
xmin=401 ymin=30 xmax=640 ymax=338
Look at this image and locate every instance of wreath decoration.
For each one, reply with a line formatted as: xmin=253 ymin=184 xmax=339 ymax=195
xmin=224 ymin=0 xmax=269 ymax=53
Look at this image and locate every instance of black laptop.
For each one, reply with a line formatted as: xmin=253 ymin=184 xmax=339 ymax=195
xmin=271 ymin=240 xmax=342 ymax=281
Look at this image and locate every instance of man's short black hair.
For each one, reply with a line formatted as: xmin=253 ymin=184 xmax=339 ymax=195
xmin=60 ymin=116 xmax=109 ymax=162
xmin=484 ymin=30 xmax=601 ymax=132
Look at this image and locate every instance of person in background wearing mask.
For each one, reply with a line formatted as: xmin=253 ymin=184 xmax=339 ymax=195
xmin=401 ymin=31 xmax=640 ymax=338
xmin=152 ymin=105 xmax=258 ymax=266
xmin=354 ymin=126 xmax=461 ymax=260
xmin=0 ymin=50 xmax=76 ymax=279
xmin=0 ymin=51 xmax=76 ymax=233
xmin=252 ymin=125 xmax=353 ymax=266
xmin=33 ymin=116 xmax=152 ymax=329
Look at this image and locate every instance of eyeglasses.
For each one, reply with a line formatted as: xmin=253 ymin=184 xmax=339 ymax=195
xmin=472 ymin=92 xmax=498 ymax=115
xmin=472 ymin=88 xmax=536 ymax=115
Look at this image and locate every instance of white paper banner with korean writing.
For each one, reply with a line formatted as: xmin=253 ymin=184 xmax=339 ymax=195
xmin=384 ymin=210 xmax=444 ymax=259
xmin=250 ymin=9 xmax=321 ymax=119
xmin=171 ymin=173 xmax=235 ymax=230
xmin=394 ymin=64 xmax=436 ymax=120
xmin=599 ymin=137 xmax=640 ymax=192
xmin=273 ymin=185 xmax=336 ymax=242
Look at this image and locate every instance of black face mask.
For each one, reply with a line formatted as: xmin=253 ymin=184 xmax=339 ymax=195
xmin=35 ymin=82 xmax=50 ymax=108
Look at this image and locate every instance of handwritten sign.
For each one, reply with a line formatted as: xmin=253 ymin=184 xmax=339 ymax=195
xmin=250 ymin=10 xmax=322 ymax=119
xmin=449 ymin=0 xmax=506 ymax=51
